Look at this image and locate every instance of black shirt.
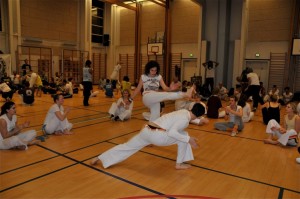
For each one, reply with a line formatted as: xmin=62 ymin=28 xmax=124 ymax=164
xmin=21 ymin=87 xmax=35 ymax=104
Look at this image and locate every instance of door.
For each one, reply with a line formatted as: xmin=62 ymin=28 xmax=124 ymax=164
xmin=182 ymin=59 xmax=197 ymax=83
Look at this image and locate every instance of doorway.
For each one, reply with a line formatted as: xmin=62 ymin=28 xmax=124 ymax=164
xmin=182 ymin=59 xmax=197 ymax=83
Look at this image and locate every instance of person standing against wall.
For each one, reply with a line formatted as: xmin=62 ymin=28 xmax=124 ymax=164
xmin=203 ymin=60 xmax=219 ymax=94
xmin=82 ymin=60 xmax=93 ymax=106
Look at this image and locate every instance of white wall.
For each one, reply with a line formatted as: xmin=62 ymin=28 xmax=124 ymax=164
xmin=246 ymin=41 xmax=289 ymax=59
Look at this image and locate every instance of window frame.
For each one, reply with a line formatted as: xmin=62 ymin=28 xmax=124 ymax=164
xmin=91 ymin=0 xmax=105 ymax=44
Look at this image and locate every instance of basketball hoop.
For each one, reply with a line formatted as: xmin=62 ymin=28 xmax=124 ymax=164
xmin=150 ymin=46 xmax=159 ymax=55
xmin=147 ymin=43 xmax=163 ymax=55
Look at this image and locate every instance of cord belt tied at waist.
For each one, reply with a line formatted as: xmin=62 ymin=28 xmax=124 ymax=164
xmin=145 ymin=124 xmax=166 ymax=132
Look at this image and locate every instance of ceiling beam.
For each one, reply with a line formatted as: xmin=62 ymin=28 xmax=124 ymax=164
xmin=104 ymin=0 xmax=136 ymax=11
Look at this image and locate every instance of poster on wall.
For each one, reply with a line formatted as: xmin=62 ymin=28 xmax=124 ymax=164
xmin=0 ymin=54 xmax=12 ymax=77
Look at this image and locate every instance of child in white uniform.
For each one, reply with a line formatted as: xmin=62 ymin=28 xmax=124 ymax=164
xmin=109 ymin=89 xmax=133 ymax=121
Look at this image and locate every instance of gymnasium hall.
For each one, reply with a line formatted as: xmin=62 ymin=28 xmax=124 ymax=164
xmin=0 ymin=0 xmax=299 ymax=198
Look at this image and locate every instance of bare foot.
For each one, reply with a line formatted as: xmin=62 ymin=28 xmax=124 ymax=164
xmin=63 ymin=131 xmax=73 ymax=135
xmin=175 ymin=163 xmax=191 ymax=170
xmin=28 ymin=139 xmax=41 ymax=146
xmin=147 ymin=144 xmax=154 ymax=147
xmin=91 ymin=157 xmax=100 ymax=165
xmin=16 ymin=145 xmax=26 ymax=150
xmin=263 ymin=139 xmax=278 ymax=145
xmin=54 ymin=131 xmax=63 ymax=136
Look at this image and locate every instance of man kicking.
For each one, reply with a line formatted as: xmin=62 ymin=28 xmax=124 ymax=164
xmin=91 ymin=103 xmax=205 ymax=170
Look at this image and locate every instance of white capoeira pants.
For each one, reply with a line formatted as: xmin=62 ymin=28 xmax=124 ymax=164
xmin=90 ymin=91 xmax=99 ymax=97
xmin=142 ymin=91 xmax=185 ymax=122
xmin=108 ymin=102 xmax=131 ymax=121
xmin=98 ymin=126 xmax=194 ymax=168
xmin=0 ymin=130 xmax=36 ymax=150
xmin=266 ymin=119 xmax=297 ymax=146
xmin=242 ymin=112 xmax=254 ymax=123
xmin=44 ymin=117 xmax=73 ymax=135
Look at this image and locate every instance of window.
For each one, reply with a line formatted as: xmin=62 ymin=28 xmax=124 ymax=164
xmin=92 ymin=0 xmax=104 ymax=44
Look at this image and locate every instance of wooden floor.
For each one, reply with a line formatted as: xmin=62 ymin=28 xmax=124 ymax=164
xmin=0 ymin=87 xmax=299 ymax=199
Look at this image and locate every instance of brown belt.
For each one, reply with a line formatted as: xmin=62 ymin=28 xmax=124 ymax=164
xmin=145 ymin=124 xmax=166 ymax=132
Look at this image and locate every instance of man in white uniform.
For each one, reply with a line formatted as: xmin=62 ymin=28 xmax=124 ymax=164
xmin=91 ymin=103 xmax=205 ymax=170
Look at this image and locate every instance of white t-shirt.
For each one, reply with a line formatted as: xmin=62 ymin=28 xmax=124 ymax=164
xmin=227 ymin=105 xmax=243 ymax=123
xmin=269 ymin=89 xmax=280 ymax=96
xmin=141 ymin=74 xmax=162 ymax=92
xmin=43 ymin=104 xmax=64 ymax=125
xmin=247 ymin=72 xmax=260 ymax=86
xmin=83 ymin=67 xmax=92 ymax=82
xmin=0 ymin=114 xmax=17 ymax=140
xmin=110 ymin=64 xmax=122 ymax=80
xmin=65 ymin=82 xmax=73 ymax=95
xmin=29 ymin=72 xmax=37 ymax=88
xmin=283 ymin=92 xmax=293 ymax=103
xmin=219 ymin=86 xmax=228 ymax=95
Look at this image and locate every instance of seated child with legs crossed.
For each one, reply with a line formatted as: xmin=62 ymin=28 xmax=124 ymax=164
xmin=109 ymin=89 xmax=133 ymax=121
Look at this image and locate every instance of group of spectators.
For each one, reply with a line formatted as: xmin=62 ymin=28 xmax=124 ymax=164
xmin=0 ymin=60 xmax=78 ymax=106
xmin=1 ymin=59 xmax=299 ymax=167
